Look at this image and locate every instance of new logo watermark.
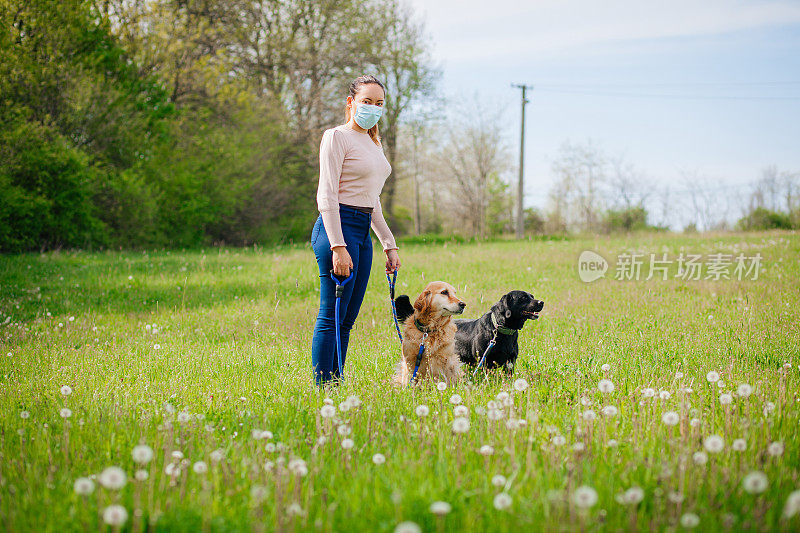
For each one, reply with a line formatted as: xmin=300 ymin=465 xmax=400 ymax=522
xmin=577 ymin=251 xmax=763 ymax=282
xmin=578 ymin=251 xmax=608 ymax=282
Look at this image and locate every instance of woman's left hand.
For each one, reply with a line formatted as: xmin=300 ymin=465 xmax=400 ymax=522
xmin=385 ymin=249 xmax=401 ymax=274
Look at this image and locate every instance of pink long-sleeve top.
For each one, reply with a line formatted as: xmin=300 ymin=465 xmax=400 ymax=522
xmin=316 ymin=124 xmax=398 ymax=251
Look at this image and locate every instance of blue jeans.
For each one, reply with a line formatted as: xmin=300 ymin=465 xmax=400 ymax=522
xmin=310 ymin=205 xmax=373 ymax=385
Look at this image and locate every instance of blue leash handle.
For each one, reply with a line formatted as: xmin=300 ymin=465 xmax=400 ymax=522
xmin=386 ymin=269 xmax=403 ymax=343
xmin=329 ymin=269 xmax=354 ymax=379
xmin=472 ymin=336 xmax=497 ymax=379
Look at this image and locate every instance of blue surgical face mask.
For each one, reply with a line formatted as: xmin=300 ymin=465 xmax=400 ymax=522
xmin=353 ymin=101 xmax=383 ymax=129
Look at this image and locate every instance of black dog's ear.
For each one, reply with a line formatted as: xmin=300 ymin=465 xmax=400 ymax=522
xmin=394 ymin=295 xmax=415 ymax=322
xmin=498 ymin=293 xmax=512 ymax=318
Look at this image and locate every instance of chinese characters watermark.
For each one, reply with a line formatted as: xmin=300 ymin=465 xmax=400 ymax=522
xmin=578 ymin=251 xmax=762 ymax=282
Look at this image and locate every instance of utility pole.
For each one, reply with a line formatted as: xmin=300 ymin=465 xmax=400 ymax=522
xmin=511 ymin=83 xmax=533 ymax=239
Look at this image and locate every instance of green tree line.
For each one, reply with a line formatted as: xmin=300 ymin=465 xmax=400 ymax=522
xmin=0 ymin=0 xmax=437 ymax=252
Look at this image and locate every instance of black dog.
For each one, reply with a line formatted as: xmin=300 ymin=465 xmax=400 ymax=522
xmin=452 ymin=291 xmax=544 ymax=374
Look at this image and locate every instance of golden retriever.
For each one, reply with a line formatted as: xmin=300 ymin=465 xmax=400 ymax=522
xmin=392 ymin=281 xmax=466 ymax=386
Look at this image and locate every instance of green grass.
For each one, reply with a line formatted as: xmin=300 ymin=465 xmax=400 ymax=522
xmin=1 ymin=231 xmax=799 ymax=532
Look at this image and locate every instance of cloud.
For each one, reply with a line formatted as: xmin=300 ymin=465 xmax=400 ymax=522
xmin=410 ymin=0 xmax=800 ymax=62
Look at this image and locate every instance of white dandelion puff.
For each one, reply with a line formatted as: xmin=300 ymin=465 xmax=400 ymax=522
xmin=102 ymin=505 xmax=128 ymax=526
xmin=598 ymin=379 xmax=615 ymax=393
xmin=572 ymin=485 xmax=598 ymax=508
xmin=60 ymin=385 xmax=73 ymax=396
xmin=662 ymin=411 xmax=680 ymax=426
xmin=98 ymin=466 xmax=127 ymax=490
xmin=602 ymin=405 xmax=618 ymax=417
xmin=131 ymin=444 xmax=154 ymax=465
xmin=692 ymin=451 xmax=708 ymax=465
xmin=20 ymin=410 xmax=30 ymax=419
xmin=496 ymin=391 xmax=510 ymax=402
xmin=719 ymin=393 xmax=733 ymax=405
xmin=659 ymin=390 xmax=671 ymax=400
xmin=479 ymin=445 xmax=494 ymax=456
xmin=192 ymin=461 xmax=208 ymax=474
xmin=176 ymin=411 xmax=191 ymax=423
xmin=449 ymin=394 xmax=462 ymax=405
xmin=337 ymin=424 xmax=352 ymax=436
xmin=341 ymin=438 xmax=354 ymax=450
xmin=429 ymin=501 xmax=451 ymax=515
xmin=320 ymin=405 xmax=336 ymax=418
xmin=690 ymin=418 xmax=701 ymax=428
xmin=134 ymin=469 xmax=148 ymax=481
xmin=372 ymin=453 xmax=386 ymax=465
xmin=60 ymin=408 xmax=72 ymax=419
xmin=783 ymin=490 xmax=800 ymax=518
xmin=641 ymin=388 xmax=655 ymax=398
xmin=453 ymin=405 xmax=469 ymax=417
xmin=551 ymin=435 xmax=566 ymax=446
xmin=338 ymin=401 xmax=350 ymax=413
xmin=209 ymin=449 xmax=224 ymax=463
xmin=415 ymin=405 xmax=429 ymax=417
xmin=767 ymin=441 xmax=784 ymax=457
xmin=742 ymin=471 xmax=768 ymax=494
xmin=452 ymin=417 xmax=470 ymax=434
xmin=394 ymin=522 xmax=422 ymax=533
xmin=287 ymin=458 xmax=307 ymax=476
xmin=600 ymin=364 xmax=610 ymax=372
xmin=491 ymin=474 xmax=507 ymax=487
xmin=737 ymin=383 xmax=753 ymax=397
xmin=703 ymin=435 xmax=724 ymax=453
xmin=732 ymin=439 xmax=747 ymax=451
xmin=582 ymin=409 xmax=597 ymax=421
xmin=73 ymin=477 xmax=95 ymax=495
xmin=493 ymin=492 xmax=513 ymax=510
xmin=706 ymin=371 xmax=720 ymax=383
xmin=680 ymin=513 xmax=700 ymax=528
xmin=513 ymin=378 xmax=529 ymax=391
xmin=346 ymin=395 xmax=361 ymax=408
xmin=436 ymin=382 xmax=447 ymax=391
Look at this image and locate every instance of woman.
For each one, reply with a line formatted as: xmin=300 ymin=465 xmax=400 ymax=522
xmin=310 ymin=75 xmax=401 ymax=385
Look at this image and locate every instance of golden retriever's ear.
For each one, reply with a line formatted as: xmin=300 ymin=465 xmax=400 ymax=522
xmin=413 ymin=289 xmax=430 ymax=311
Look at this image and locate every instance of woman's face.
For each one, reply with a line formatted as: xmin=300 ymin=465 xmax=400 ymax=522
xmin=348 ymin=84 xmax=385 ymax=115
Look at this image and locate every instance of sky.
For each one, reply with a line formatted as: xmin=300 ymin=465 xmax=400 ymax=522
xmin=405 ymin=0 xmax=800 ymax=222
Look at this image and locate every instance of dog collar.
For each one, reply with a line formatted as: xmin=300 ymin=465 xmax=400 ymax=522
xmin=414 ymin=317 xmax=432 ymax=333
xmin=490 ymin=311 xmax=516 ymax=335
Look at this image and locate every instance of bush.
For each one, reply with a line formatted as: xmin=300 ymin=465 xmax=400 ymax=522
xmin=736 ymin=207 xmax=794 ymax=231
xmin=602 ymin=206 xmax=650 ymax=233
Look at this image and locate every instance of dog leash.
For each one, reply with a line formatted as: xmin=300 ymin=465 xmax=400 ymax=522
xmin=386 ymin=268 xmax=403 ymax=343
xmin=329 ymin=269 xmax=355 ymax=379
xmin=411 ymin=331 xmax=428 ymax=384
xmin=472 ymin=328 xmax=501 ymax=379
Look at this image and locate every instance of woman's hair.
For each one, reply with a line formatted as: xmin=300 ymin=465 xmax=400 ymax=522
xmin=344 ymin=75 xmax=386 ymax=146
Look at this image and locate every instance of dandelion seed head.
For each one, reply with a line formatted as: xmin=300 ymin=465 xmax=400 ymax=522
xmin=692 ymin=451 xmax=708 ymax=465
xmin=102 ymin=505 xmax=128 ymax=526
xmin=662 ymin=411 xmax=680 ymax=426
xmin=60 ymin=385 xmax=73 ymax=396
xmin=491 ymin=474 xmax=507 ymax=487
xmin=737 ymin=383 xmax=753 ymax=397
xmin=73 ymin=477 xmax=95 ymax=495
xmin=703 ymin=435 xmax=724 ymax=453
xmin=320 ymin=405 xmax=336 ymax=418
xmin=582 ymin=409 xmax=597 ymax=421
xmin=341 ymin=438 xmax=354 ymax=450
xmin=452 ymin=417 xmax=470 ymax=434
xmin=742 ymin=471 xmax=768 ymax=494
xmin=394 ymin=521 xmax=422 ymax=533
xmin=479 ymin=445 xmax=494 ymax=456
xmin=719 ymin=393 xmax=733 ymax=405
xmin=493 ymin=492 xmax=513 ymax=510
xmin=193 ymin=461 xmax=208 ymax=474
xmin=598 ymin=379 xmax=615 ymax=393
xmin=706 ymin=371 xmax=720 ymax=383
xmin=572 ymin=485 xmax=598 ymax=508
xmin=453 ymin=405 xmax=469 ymax=417
xmin=132 ymin=444 xmax=154 ymax=465
xmin=98 ymin=466 xmax=127 ymax=490
xmin=680 ymin=513 xmax=700 ymax=528
xmin=601 ymin=363 xmax=610 ymax=372
xmin=602 ymin=405 xmax=618 ymax=417
xmin=659 ymin=390 xmax=671 ymax=400
xmin=783 ymin=490 xmax=800 ymax=518
xmin=641 ymin=388 xmax=655 ymax=398
xmin=372 ymin=453 xmax=386 ymax=465
xmin=732 ymin=438 xmax=747 ymax=451
xmin=60 ymin=408 xmax=72 ymax=419
xmin=415 ymin=405 xmax=429 ymax=417
xmin=767 ymin=441 xmax=784 ymax=457
xmin=436 ymin=382 xmax=447 ymax=391
xmin=513 ymin=378 xmax=529 ymax=391
xmin=449 ymin=394 xmax=462 ymax=405
xmin=429 ymin=501 xmax=451 ymax=515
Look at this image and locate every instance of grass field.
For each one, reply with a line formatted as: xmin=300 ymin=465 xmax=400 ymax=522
xmin=1 ymin=231 xmax=799 ymax=532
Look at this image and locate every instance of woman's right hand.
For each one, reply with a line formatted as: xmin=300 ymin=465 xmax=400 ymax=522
xmin=331 ymin=246 xmax=353 ymax=277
